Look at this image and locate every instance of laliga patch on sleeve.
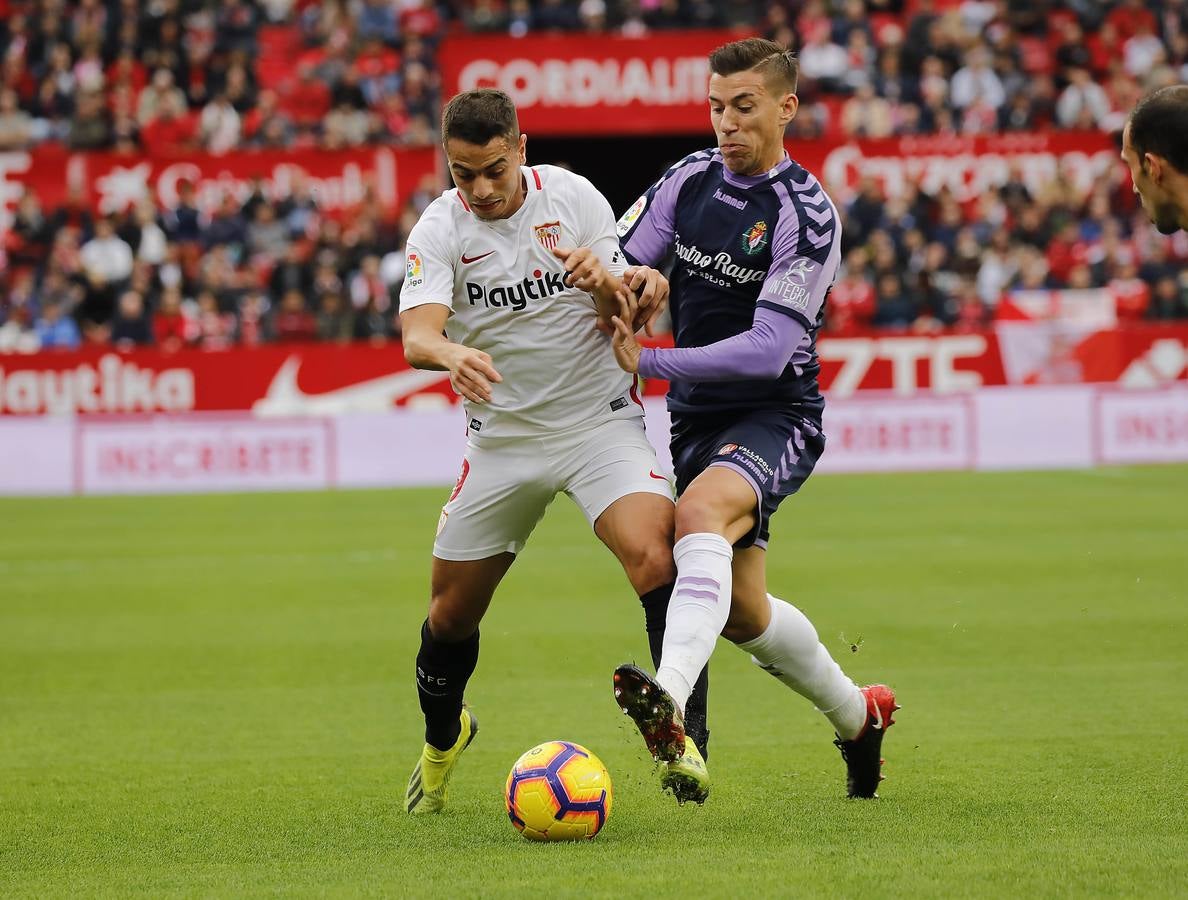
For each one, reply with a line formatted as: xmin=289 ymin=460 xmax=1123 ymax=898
xmin=616 ymin=195 xmax=648 ymax=237
xmin=406 ymin=251 xmax=424 ymax=288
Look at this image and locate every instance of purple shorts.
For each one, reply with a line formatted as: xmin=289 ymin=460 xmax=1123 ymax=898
xmin=670 ymin=409 xmax=825 ymax=549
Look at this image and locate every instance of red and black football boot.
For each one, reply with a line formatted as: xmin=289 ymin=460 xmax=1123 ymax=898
xmin=833 ymin=684 xmax=900 ymax=798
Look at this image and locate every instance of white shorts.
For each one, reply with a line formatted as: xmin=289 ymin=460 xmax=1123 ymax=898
xmin=433 ymin=418 xmax=673 ymax=561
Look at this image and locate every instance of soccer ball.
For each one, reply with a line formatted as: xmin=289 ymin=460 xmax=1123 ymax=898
xmin=505 ymin=741 xmax=613 ymax=841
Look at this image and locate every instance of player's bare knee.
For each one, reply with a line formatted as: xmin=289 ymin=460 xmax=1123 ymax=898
xmin=427 ymin=596 xmax=481 ymax=642
xmin=626 ymin=540 xmax=677 ymax=593
xmin=674 ymin=493 xmax=724 ymax=539
xmin=721 ymin=610 xmax=765 ymax=645
xmin=721 ymin=592 xmax=769 ymax=644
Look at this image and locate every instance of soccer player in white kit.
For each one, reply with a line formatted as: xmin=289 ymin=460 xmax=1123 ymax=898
xmin=399 ymin=89 xmax=709 ymax=814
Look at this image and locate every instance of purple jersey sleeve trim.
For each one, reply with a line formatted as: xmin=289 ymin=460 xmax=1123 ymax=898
xmin=621 ymin=156 xmax=715 ymax=266
xmin=754 ymin=179 xmax=841 ymax=325
xmin=637 ymin=306 xmax=807 ymax=382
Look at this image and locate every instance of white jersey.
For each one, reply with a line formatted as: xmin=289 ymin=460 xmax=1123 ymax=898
xmin=399 ymin=165 xmax=642 ymax=440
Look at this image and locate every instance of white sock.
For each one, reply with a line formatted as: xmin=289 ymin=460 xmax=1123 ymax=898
xmin=655 ymin=533 xmax=733 ymax=713
xmin=739 ymin=594 xmax=867 ymax=740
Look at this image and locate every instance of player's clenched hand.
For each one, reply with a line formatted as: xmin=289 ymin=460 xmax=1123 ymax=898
xmin=623 ymin=265 xmax=669 ymax=337
xmin=552 ymin=246 xmax=607 ymax=294
xmin=609 ymin=294 xmax=642 ymax=374
xmin=445 ymin=344 xmax=502 ymax=403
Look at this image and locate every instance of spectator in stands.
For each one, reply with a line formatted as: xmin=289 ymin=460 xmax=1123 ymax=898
xmin=35 ymin=300 xmax=82 ymax=350
xmin=242 ymin=88 xmax=292 ymax=147
xmin=140 ymin=92 xmax=195 ymax=153
xmin=506 ymin=0 xmax=533 ymax=37
xmin=976 ymin=231 xmax=1018 ymax=305
xmin=355 ymin=297 xmax=393 ymax=342
xmin=827 ymin=249 xmax=877 ymax=334
xmin=163 ymin=180 xmax=203 ymax=245
xmin=199 ymin=93 xmax=242 ymax=154
xmin=464 ymin=0 xmax=508 ymax=32
xmin=246 ymin=202 xmax=287 ymax=263
xmin=1057 ymin=66 xmax=1112 ymax=128
xmin=1107 ymin=0 xmax=1158 ymax=42
xmin=0 ymin=88 xmax=33 ymax=150
xmin=399 ymin=0 xmax=442 ymax=39
xmin=68 ymin=88 xmax=111 ymax=149
xmin=951 ymin=47 xmax=1006 ymax=111
xmin=323 ymin=98 xmax=370 ymax=147
xmin=798 ymin=21 xmax=848 ymax=94
xmin=238 ymin=291 xmax=270 ymax=346
xmin=221 ymin=60 xmax=258 ymax=114
xmin=872 ymin=272 xmax=918 ymax=328
xmin=110 ymin=289 xmax=153 ymax=347
xmin=357 ymin=0 xmax=399 ymax=44
xmin=9 ymin=190 xmax=51 ymax=267
xmin=841 ymin=84 xmax=894 ymax=138
xmin=310 ymin=261 xmax=342 ymax=299
xmin=79 ymin=215 xmax=133 ymax=324
xmin=153 ymin=285 xmax=197 ymax=351
xmin=215 ymin=0 xmax=259 ymax=55
xmin=194 ymin=289 xmax=238 ymax=349
xmin=137 ymin=68 xmax=186 ymax=126
xmin=349 ymin=254 xmax=388 ymax=313
xmin=204 ymin=193 xmax=248 ymax=252
xmin=5 ymin=0 xmax=1188 ymax=338
xmin=270 ymin=241 xmax=310 ymax=299
xmin=0 ymin=303 xmax=39 ymax=353
xmin=133 ymin=200 xmax=168 ymax=267
xmin=952 ymin=282 xmax=991 ymax=332
xmin=273 ymin=288 xmax=317 ymax=342
xmin=1149 ymin=275 xmax=1188 ymax=319
xmin=533 ymin=0 xmax=581 ymax=31
xmin=316 ymin=291 xmax=353 ymax=343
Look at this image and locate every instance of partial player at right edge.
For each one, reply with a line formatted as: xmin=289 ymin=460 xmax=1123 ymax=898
xmin=611 ymin=37 xmax=899 ymax=801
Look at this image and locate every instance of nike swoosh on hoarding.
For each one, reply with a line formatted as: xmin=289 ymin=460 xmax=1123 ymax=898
xmin=252 ymin=356 xmax=451 ymax=416
xmin=461 ymin=251 xmax=495 ymax=264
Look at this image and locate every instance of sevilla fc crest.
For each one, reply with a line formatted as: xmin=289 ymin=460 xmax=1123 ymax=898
xmin=534 ymin=221 xmax=562 ymax=250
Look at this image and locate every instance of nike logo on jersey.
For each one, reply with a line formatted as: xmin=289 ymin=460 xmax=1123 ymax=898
xmin=871 ymin=700 xmax=884 ymax=731
xmin=649 ymin=470 xmax=667 ymax=481
xmin=461 ymin=250 xmax=495 ymax=264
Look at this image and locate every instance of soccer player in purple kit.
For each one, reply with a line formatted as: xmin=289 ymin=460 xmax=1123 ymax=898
xmin=610 ymin=38 xmax=899 ymax=802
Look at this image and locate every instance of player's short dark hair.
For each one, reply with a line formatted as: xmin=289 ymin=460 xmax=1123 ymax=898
xmin=1128 ymin=84 xmax=1188 ymax=174
xmin=441 ymin=89 xmax=520 ymax=146
xmin=709 ymin=38 xmax=799 ymax=94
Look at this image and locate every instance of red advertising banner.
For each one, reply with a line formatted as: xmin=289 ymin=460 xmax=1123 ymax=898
xmin=439 ymin=30 xmax=735 ymax=136
xmin=788 ymin=131 xmax=1120 ymax=204
xmin=3 ymin=324 xmax=1187 ymax=417
xmin=0 ymin=145 xmax=441 ymax=235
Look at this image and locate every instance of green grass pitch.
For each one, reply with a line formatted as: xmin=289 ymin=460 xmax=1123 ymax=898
xmin=2 ymin=467 xmax=1186 ymax=898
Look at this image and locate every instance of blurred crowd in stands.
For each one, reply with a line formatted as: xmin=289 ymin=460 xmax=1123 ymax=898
xmin=0 ymin=172 xmax=433 ymax=351
xmin=0 ymin=0 xmax=1186 ymax=352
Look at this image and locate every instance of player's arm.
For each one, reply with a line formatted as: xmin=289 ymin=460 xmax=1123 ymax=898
xmin=550 ymin=245 xmax=633 ymax=326
xmin=549 ymin=244 xmax=668 ymax=336
xmin=610 ymin=302 xmax=806 ymax=380
xmin=611 ymin=221 xmax=841 ymax=381
xmin=400 ymin=304 xmax=502 ymax=404
xmin=614 ymin=159 xmax=703 ymax=334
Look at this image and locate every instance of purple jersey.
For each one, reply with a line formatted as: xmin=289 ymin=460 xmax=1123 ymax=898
xmin=617 ymin=148 xmax=842 ymax=422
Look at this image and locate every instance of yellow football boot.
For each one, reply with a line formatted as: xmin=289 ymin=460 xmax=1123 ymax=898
xmin=405 ymin=707 xmax=478 ymax=814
